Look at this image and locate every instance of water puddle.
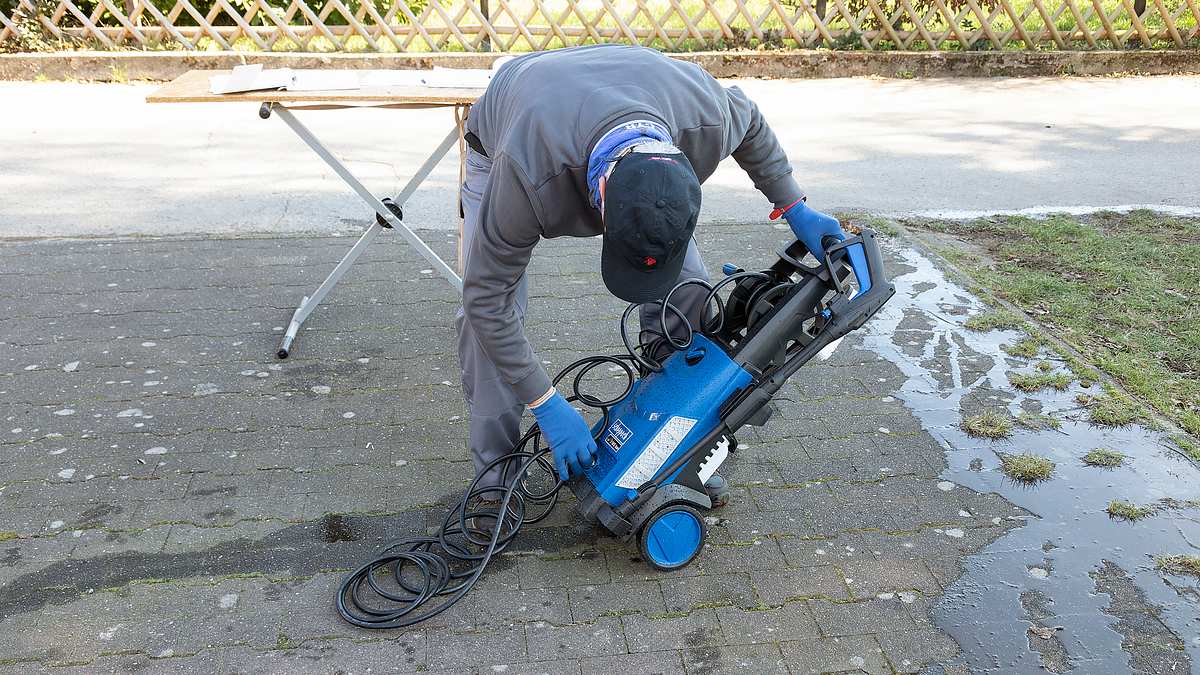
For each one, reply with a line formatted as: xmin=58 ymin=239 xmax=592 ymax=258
xmin=861 ymin=242 xmax=1200 ymax=673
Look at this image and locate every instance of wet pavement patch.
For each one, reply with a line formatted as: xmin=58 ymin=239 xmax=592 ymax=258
xmin=1020 ymin=590 xmax=1071 ymax=673
xmin=1092 ymin=560 xmax=1191 ymax=674
xmin=319 ymin=513 xmax=358 ymax=543
xmin=0 ymin=511 xmax=424 ymax=621
xmin=862 ymin=241 xmax=1200 ymax=673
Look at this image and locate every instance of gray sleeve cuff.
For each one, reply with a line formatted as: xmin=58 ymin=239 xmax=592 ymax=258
xmin=512 ymin=365 xmax=554 ymax=406
xmin=760 ymin=174 xmax=805 ymax=210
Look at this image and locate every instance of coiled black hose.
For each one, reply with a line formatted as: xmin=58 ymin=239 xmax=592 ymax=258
xmin=335 ymin=354 xmax=637 ymax=629
xmin=336 ymin=272 xmax=761 ymax=629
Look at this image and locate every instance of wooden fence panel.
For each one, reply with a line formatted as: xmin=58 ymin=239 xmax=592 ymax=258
xmin=2 ymin=0 xmax=1198 ymax=51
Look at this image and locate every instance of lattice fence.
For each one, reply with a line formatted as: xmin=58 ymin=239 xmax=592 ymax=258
xmin=2 ymin=0 xmax=1199 ymax=51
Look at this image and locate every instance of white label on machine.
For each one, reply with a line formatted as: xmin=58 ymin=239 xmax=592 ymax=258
xmin=616 ymin=416 xmax=697 ymax=489
xmin=697 ymin=436 xmax=730 ymax=484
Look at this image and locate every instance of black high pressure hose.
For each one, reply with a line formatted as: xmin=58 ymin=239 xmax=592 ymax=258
xmin=335 ymin=271 xmax=774 ymax=629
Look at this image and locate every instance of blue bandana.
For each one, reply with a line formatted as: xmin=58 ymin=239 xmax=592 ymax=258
xmin=587 ymin=119 xmax=673 ymax=209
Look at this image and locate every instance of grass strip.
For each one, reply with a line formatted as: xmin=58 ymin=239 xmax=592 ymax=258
xmin=909 ymin=210 xmax=1197 ymax=440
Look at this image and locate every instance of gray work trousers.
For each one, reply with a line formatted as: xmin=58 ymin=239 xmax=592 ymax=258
xmin=456 ymin=148 xmax=711 ymax=493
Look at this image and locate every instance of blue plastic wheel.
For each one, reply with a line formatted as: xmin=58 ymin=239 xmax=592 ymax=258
xmin=639 ymin=503 xmax=706 ymax=571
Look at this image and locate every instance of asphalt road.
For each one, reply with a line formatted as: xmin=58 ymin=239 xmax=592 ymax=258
xmin=3 ymin=75 xmax=1199 ymax=238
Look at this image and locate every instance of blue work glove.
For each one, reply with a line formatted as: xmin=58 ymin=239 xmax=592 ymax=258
xmin=530 ymin=391 xmax=597 ymax=481
xmin=775 ymin=198 xmax=845 ymax=260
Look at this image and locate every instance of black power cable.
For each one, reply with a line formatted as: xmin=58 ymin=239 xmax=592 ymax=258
xmin=335 ymin=354 xmax=636 ymax=629
xmin=336 ymin=271 xmax=782 ymax=629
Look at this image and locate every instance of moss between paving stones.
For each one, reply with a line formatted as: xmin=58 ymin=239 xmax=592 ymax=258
xmin=1000 ymin=453 xmax=1055 ymax=483
xmin=1082 ymin=448 xmax=1126 ymax=468
xmin=961 ymin=410 xmax=1014 ymax=439
xmin=1156 ymin=555 xmax=1200 ymax=577
xmin=1106 ymin=500 xmax=1156 ymax=522
xmin=276 ymin=633 xmax=300 ymax=650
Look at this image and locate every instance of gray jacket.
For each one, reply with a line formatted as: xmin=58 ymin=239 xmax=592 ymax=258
xmin=463 ymin=44 xmax=803 ymax=403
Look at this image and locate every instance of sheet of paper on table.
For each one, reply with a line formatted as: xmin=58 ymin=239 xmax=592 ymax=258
xmin=360 ymin=68 xmax=494 ymax=89
xmin=209 ymin=64 xmax=292 ymax=94
xmin=359 ymin=58 xmax=512 ymax=89
xmin=290 ymin=70 xmax=361 ymax=91
xmin=358 ymin=70 xmax=430 ymax=88
xmin=209 ymin=64 xmax=361 ymax=94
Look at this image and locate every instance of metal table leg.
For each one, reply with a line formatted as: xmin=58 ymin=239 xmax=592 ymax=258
xmin=277 ymin=223 xmax=385 ymax=358
xmin=264 ymin=103 xmax=464 ymax=358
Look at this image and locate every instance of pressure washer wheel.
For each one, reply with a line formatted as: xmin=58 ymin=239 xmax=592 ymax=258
xmin=638 ymin=503 xmax=707 ymax=571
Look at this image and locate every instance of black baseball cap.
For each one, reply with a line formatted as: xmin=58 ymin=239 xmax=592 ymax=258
xmin=600 ymin=151 xmax=702 ymax=304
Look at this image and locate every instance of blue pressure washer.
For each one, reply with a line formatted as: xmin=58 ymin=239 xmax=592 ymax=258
xmin=569 ymin=229 xmax=895 ymax=569
xmin=336 ymin=229 xmax=894 ymax=628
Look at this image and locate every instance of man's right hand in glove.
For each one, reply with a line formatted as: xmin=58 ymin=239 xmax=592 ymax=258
xmin=530 ymin=390 xmax=597 ymax=481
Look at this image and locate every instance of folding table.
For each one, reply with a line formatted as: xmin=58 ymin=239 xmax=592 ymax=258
xmin=147 ymin=70 xmax=482 ymax=358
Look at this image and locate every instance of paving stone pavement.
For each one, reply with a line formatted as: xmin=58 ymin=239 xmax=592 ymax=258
xmin=0 ymin=224 xmax=1023 ymax=674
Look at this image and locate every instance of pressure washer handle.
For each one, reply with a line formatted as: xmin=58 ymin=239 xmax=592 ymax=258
xmin=726 ymin=229 xmax=895 ymax=431
xmin=823 ymin=234 xmax=873 ymax=297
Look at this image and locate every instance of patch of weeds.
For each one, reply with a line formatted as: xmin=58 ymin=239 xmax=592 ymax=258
xmin=1036 ymin=361 xmax=1054 ymax=372
xmin=1000 ymin=453 xmax=1055 ymax=483
xmin=1082 ymin=448 xmax=1125 ymax=468
xmin=858 ymin=215 xmax=899 ymax=237
xmin=1009 ymin=371 xmax=1073 ymax=393
xmin=1017 ymin=412 xmax=1061 ymax=430
xmin=1054 ymin=348 xmax=1099 ymax=388
xmin=1106 ymin=500 xmax=1155 ymax=522
xmin=964 ymin=310 xmax=1025 ymax=333
xmin=1170 ymin=434 xmax=1200 ymax=463
xmin=276 ymin=632 xmax=300 ymax=650
xmin=109 ymin=65 xmax=130 ymax=84
xmin=1155 ymin=555 xmax=1200 ymax=577
xmin=1086 ymin=386 xmax=1144 ymax=427
xmin=961 ymin=410 xmax=1014 ymax=439
xmin=1003 ymin=336 xmax=1044 ymax=359
xmin=0 ymin=532 xmax=17 ymax=542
